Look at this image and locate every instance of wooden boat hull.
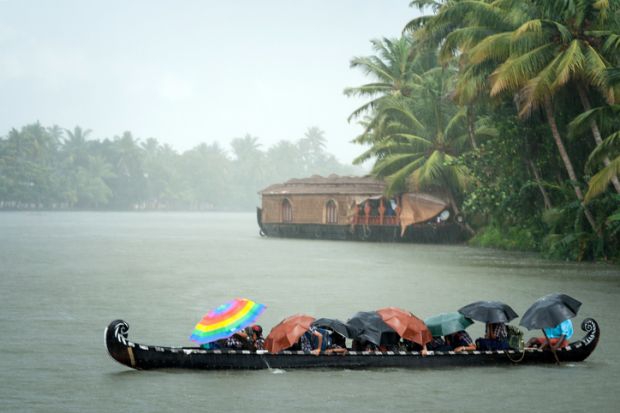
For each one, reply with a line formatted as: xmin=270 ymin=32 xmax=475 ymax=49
xmin=105 ymin=318 xmax=599 ymax=370
xmin=256 ymin=209 xmax=468 ymax=243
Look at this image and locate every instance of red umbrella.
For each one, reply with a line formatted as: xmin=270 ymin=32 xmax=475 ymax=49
xmin=376 ymin=307 xmax=432 ymax=346
xmin=264 ymin=314 xmax=315 ymax=353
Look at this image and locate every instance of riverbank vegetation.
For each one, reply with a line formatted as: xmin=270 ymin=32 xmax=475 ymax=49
xmin=2 ymin=1 xmax=618 ymax=262
xmin=0 ymin=125 xmax=357 ymax=211
xmin=347 ymin=0 xmax=620 ymax=261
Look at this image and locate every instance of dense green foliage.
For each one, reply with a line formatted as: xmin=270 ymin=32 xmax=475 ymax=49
xmin=347 ymin=0 xmax=620 ymax=261
xmin=0 ymin=124 xmax=357 ymax=211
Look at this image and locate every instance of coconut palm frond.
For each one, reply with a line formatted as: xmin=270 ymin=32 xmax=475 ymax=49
xmin=514 ymin=19 xmax=544 ymax=38
xmin=541 ymin=19 xmax=573 ymax=43
xmin=475 ymin=126 xmax=500 ymax=139
xmin=343 ymin=83 xmax=395 ymax=98
xmin=349 ymin=56 xmax=394 ymax=82
xmin=551 ymin=41 xmax=586 ymax=89
xmin=490 ymin=43 xmax=556 ymax=96
xmin=602 ymin=32 xmax=620 ymax=55
xmin=518 ymin=66 xmax=555 ymax=118
xmin=445 ymin=106 xmax=466 ymax=135
xmin=377 ymin=100 xmax=425 ymax=131
xmin=585 ymin=155 xmax=620 ymax=201
xmin=347 ymin=97 xmax=385 ymax=122
xmin=372 ymin=153 xmax=424 ymax=178
xmin=383 ymin=156 xmax=427 ymax=194
xmin=440 ymin=26 xmax=496 ymax=63
xmin=587 ymin=130 xmax=620 ymax=166
xmin=570 ymin=104 xmax=620 ymax=137
xmin=413 ymin=150 xmax=445 ymax=186
xmin=583 ymin=44 xmax=611 ymax=92
xmin=404 ymin=15 xmax=434 ymax=34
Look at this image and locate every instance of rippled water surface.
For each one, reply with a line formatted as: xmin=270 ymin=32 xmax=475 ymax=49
xmin=1 ymin=212 xmax=619 ymax=412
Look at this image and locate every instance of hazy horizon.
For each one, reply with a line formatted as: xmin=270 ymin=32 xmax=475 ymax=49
xmin=0 ymin=0 xmax=420 ymax=164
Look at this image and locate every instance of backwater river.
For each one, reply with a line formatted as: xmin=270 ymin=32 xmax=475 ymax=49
xmin=0 ymin=212 xmax=619 ymax=412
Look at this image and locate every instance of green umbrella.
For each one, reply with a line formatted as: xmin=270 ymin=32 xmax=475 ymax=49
xmin=424 ymin=312 xmax=473 ymax=337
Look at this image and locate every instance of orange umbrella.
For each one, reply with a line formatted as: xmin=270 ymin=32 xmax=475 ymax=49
xmin=376 ymin=307 xmax=432 ymax=346
xmin=264 ymin=314 xmax=316 ymax=353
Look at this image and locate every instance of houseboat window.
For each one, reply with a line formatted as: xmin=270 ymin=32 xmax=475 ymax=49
xmin=326 ymin=200 xmax=337 ymax=224
xmin=282 ymin=199 xmax=293 ymax=222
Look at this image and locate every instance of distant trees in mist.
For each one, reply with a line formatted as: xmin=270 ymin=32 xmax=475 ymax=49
xmin=0 ymin=123 xmax=359 ymax=210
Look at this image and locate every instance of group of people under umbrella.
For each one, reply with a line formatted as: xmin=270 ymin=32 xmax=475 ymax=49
xmin=189 ymin=293 xmax=582 ymax=361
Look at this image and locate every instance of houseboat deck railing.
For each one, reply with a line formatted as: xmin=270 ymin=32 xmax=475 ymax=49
xmin=352 ymin=216 xmax=400 ymax=226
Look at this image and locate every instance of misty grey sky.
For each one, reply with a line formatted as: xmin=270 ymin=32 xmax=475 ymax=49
xmin=0 ymin=0 xmax=420 ymax=164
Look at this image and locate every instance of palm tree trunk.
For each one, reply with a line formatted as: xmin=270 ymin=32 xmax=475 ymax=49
xmin=576 ymin=84 xmax=620 ymax=193
xmin=445 ymin=190 xmax=475 ymax=236
xmin=543 ymin=97 xmax=600 ymax=234
xmin=528 ymin=160 xmax=553 ymax=209
xmin=467 ymin=105 xmax=478 ymax=150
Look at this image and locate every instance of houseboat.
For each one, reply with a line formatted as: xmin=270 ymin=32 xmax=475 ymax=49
xmin=256 ymin=175 xmax=468 ymax=243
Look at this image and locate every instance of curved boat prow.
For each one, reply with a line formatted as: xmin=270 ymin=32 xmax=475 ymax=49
xmin=105 ymin=319 xmax=137 ymax=369
xmin=567 ymin=318 xmax=600 ymax=362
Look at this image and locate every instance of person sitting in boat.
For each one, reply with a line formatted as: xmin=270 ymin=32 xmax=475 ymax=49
xmin=401 ymin=339 xmax=429 ymax=355
xmin=224 ymin=331 xmax=251 ymax=350
xmin=526 ymin=319 xmax=573 ymax=350
xmin=427 ymin=336 xmax=452 ymax=352
xmin=380 ymin=332 xmax=401 ymax=352
xmin=444 ymin=330 xmax=476 ymax=352
xmin=316 ymin=328 xmax=348 ymax=354
xmin=220 ymin=325 xmax=263 ymax=351
xmin=475 ymin=322 xmax=510 ymax=351
xmin=299 ymin=326 xmax=326 ymax=356
xmin=200 ymin=340 xmax=224 ymax=350
xmin=250 ymin=324 xmax=265 ymax=351
xmin=324 ymin=339 xmax=348 ymax=355
xmin=352 ymin=339 xmax=377 ymax=352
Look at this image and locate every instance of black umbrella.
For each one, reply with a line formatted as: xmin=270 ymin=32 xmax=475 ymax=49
xmin=458 ymin=301 xmax=519 ymax=324
xmin=312 ymin=318 xmax=354 ymax=338
xmin=519 ymin=293 xmax=582 ymax=330
xmin=346 ymin=311 xmax=396 ymax=346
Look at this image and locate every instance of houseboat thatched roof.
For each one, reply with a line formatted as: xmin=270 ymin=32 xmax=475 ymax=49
xmin=259 ymin=175 xmax=386 ymax=196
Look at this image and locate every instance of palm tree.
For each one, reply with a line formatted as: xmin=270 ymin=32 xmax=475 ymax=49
xmin=490 ymin=0 xmax=620 ymax=194
xmin=344 ymin=36 xmax=426 ymax=121
xmin=477 ymin=1 xmax=620 ymax=232
xmin=584 ymin=121 xmax=620 ymax=201
xmin=63 ymin=126 xmax=92 ymax=168
xmin=407 ymin=0 xmax=532 ymax=150
xmin=230 ymin=134 xmax=266 ymax=208
xmin=230 ymin=134 xmax=262 ymax=163
xmin=298 ymin=126 xmax=328 ymax=172
xmin=571 ymin=69 xmax=620 ymax=201
xmin=353 ymin=67 xmax=494 ymax=227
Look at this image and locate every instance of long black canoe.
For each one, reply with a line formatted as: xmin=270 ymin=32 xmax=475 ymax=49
xmin=105 ymin=318 xmax=599 ymax=370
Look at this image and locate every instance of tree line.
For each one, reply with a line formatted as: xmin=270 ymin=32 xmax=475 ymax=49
xmin=0 ymin=124 xmax=357 ymax=211
xmin=345 ymin=0 xmax=620 ymax=261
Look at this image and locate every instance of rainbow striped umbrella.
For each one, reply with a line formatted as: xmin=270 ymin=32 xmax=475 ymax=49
xmin=189 ymin=298 xmax=266 ymax=344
